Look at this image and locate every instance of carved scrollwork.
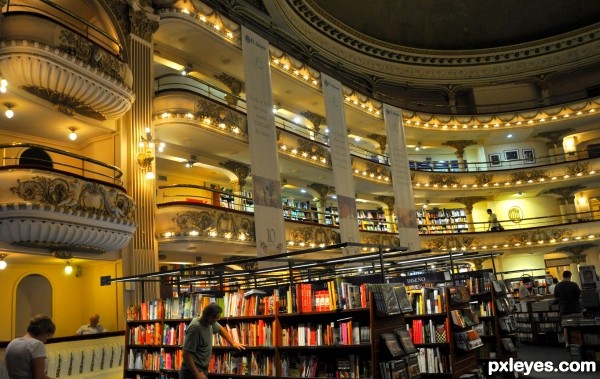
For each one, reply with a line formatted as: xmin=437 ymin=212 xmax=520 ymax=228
xmin=428 ymin=174 xmax=460 ymax=187
xmin=10 ymin=176 xmax=135 ymax=220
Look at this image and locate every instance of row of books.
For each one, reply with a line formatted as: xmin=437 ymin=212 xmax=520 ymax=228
xmin=474 ymin=301 xmax=493 ymax=317
xmin=450 ymin=308 xmax=480 ymax=329
xmin=217 ymin=321 xmax=274 ymax=347
xmin=280 ymin=320 xmax=370 ymax=346
xmin=407 ymin=319 xmax=448 ymax=344
xmin=222 ymin=289 xmax=275 ymax=317
xmin=127 ymin=295 xmax=217 ymax=321
xmin=288 ymin=280 xmax=369 ymax=313
xmin=455 ymin=276 xmax=492 ymax=295
xmin=416 ymin=347 xmax=450 ymax=374
xmin=454 ymin=329 xmax=483 ymax=351
xmin=127 ymin=348 xmax=182 ymax=371
xmin=408 ymin=287 xmax=446 ymax=315
xmin=208 ymin=351 xmax=274 ymax=376
xmin=128 ymin=322 xmax=186 ymax=346
xmin=282 ymin=354 xmax=371 ymax=379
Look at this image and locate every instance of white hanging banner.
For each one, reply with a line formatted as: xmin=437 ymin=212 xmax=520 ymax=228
xmin=383 ymin=104 xmax=420 ymax=251
xmin=321 ymin=73 xmax=360 ymax=254
xmin=242 ymin=26 xmax=286 ymax=258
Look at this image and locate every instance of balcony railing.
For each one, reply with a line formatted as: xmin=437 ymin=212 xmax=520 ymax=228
xmin=0 ymin=143 xmax=124 ymax=187
xmin=2 ymin=0 xmax=123 ymax=57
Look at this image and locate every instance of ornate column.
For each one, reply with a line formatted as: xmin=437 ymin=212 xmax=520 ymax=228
xmin=367 ymin=133 xmax=388 ymax=161
xmin=220 ymin=160 xmax=251 ymax=211
xmin=374 ymin=195 xmax=397 ymax=233
xmin=544 ymin=186 xmax=583 ymax=223
xmin=307 ymin=183 xmax=334 ymax=224
xmin=442 ymin=140 xmax=476 ymax=172
xmin=121 ymin=2 xmax=160 ymax=303
xmin=450 ymin=196 xmax=487 ymax=232
xmin=533 ymin=129 xmax=573 ymax=162
xmin=214 ymin=73 xmax=244 ymax=107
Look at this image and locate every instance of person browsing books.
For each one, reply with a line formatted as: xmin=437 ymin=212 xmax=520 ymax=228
xmin=180 ymin=302 xmax=245 ymax=379
xmin=6 ymin=314 xmax=56 ymax=379
xmin=486 ymin=209 xmax=502 ymax=231
xmin=75 ymin=313 xmax=106 ymax=335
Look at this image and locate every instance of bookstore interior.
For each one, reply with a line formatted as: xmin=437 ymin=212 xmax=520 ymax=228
xmin=3 ymin=1 xmax=600 ymax=379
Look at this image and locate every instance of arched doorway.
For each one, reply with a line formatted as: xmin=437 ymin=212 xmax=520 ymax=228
xmin=19 ymin=147 xmax=53 ymax=168
xmin=15 ymin=274 xmax=52 ymax=337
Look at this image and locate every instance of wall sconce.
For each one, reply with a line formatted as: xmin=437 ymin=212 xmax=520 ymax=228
xmin=0 ymin=254 xmax=7 ymax=270
xmin=68 ymin=127 xmax=78 ymax=141
xmin=64 ymin=260 xmax=73 ymax=275
xmin=4 ymin=103 xmax=14 ymax=119
xmin=137 ymin=127 xmax=165 ymax=180
xmin=0 ymin=75 xmax=7 ymax=93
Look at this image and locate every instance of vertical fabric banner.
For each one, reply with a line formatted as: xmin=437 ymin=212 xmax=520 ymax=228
xmin=384 ymin=104 xmax=420 ymax=251
xmin=242 ymin=26 xmax=286 ymax=258
xmin=321 ymin=73 xmax=361 ymax=254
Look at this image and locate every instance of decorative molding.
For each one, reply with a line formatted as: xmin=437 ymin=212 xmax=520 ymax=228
xmin=130 ymin=8 xmax=159 ymax=41
xmin=171 ymin=209 xmax=256 ymax=242
xmin=307 ymin=183 xmax=334 ymax=199
xmin=300 ymin=111 xmax=325 ymax=128
xmin=219 ymin=160 xmax=251 ymax=188
xmin=533 ymin=129 xmax=574 ymax=148
xmin=367 ymin=133 xmax=387 ymax=154
xmin=22 ymin=86 xmax=106 ymax=121
xmin=427 ymin=174 xmax=460 ymax=188
xmin=441 ymin=140 xmax=476 ymax=157
xmin=58 ymin=29 xmax=124 ymax=82
xmin=374 ymin=195 xmax=395 ymax=209
xmin=214 ymin=73 xmax=245 ymax=106
xmin=510 ymin=169 xmax=548 ymax=184
xmin=449 ymin=197 xmax=486 ymax=213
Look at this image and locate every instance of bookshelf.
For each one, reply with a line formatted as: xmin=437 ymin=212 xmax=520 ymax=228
xmin=416 ymin=208 xmax=468 ymax=235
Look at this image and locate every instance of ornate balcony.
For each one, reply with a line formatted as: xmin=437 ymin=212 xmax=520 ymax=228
xmin=0 ymin=144 xmax=136 ymax=256
xmin=0 ymin=1 xmax=134 ymax=121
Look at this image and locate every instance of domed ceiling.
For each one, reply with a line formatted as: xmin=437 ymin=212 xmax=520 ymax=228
xmin=310 ymin=0 xmax=600 ymax=50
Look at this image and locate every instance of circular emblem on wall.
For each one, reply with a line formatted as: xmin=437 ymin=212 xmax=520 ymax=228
xmin=508 ymin=206 xmax=523 ymax=223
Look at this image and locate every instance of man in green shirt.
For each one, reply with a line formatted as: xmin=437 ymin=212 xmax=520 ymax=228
xmin=180 ymin=303 xmax=245 ymax=379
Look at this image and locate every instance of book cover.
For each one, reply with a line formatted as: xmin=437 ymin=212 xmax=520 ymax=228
xmin=381 ymin=333 xmax=405 ymax=357
xmin=392 ymin=284 xmax=413 ymax=313
xmin=394 ymin=328 xmax=417 ymax=354
xmin=389 ymin=360 xmax=408 ymax=379
xmin=382 ymin=284 xmax=402 ymax=315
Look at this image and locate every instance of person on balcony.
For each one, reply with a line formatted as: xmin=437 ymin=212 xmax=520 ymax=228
xmin=75 ymin=313 xmax=106 ymax=335
xmin=487 ymin=209 xmax=503 ymax=231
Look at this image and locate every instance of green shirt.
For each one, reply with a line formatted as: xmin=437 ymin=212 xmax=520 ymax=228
xmin=182 ymin=317 xmax=221 ymax=371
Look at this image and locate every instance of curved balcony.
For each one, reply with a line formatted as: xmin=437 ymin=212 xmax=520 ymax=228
xmin=0 ymin=1 xmax=134 ymax=121
xmin=0 ymin=143 xmax=136 ymax=256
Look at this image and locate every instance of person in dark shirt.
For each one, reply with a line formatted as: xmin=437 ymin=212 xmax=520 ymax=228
xmin=554 ymin=270 xmax=582 ymax=347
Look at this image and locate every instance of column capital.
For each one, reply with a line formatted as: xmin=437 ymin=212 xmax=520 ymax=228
xmin=220 ymin=160 xmax=251 ymax=188
xmin=307 ymin=183 xmax=335 ymax=200
xmin=449 ymin=196 xmax=487 ymax=213
xmin=441 ymin=140 xmax=476 ymax=157
xmin=367 ymin=133 xmax=387 ymax=154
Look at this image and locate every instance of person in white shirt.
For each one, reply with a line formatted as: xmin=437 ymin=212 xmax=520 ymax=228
xmin=76 ymin=314 xmax=106 ymax=335
xmin=548 ymin=278 xmax=559 ymax=294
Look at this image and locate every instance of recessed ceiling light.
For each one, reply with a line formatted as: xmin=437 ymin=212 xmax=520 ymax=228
xmin=507 ymin=134 xmax=513 ymax=138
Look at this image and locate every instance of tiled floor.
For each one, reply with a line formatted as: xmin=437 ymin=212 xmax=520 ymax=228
xmin=514 ymin=343 xmax=598 ymax=378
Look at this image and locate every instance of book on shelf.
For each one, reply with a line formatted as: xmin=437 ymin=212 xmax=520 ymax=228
xmin=448 ymin=286 xmax=471 ymax=305
xmin=394 ymin=328 xmax=417 ymax=354
xmin=380 ymin=359 xmax=408 ymax=379
xmin=405 ymin=355 xmax=421 ymax=379
xmin=454 ymin=329 xmax=483 ymax=351
xmin=492 ymin=280 xmax=509 ymax=295
xmin=392 ymin=284 xmax=414 ymax=314
xmin=498 ymin=315 xmax=517 ymax=332
xmin=381 ymin=333 xmax=405 ymax=358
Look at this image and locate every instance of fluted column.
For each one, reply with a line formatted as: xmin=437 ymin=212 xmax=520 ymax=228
xmin=121 ymin=3 xmax=159 ymax=304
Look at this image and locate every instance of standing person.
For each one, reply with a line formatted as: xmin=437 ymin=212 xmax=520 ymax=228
xmin=486 ymin=209 xmax=501 ymax=231
xmin=518 ymin=276 xmax=532 ymax=299
xmin=548 ymin=278 xmax=559 ymax=294
xmin=75 ymin=313 xmax=106 ymax=335
xmin=180 ymin=303 xmax=245 ymax=379
xmin=6 ymin=314 xmax=56 ymax=379
xmin=554 ymin=270 xmax=582 ymax=347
